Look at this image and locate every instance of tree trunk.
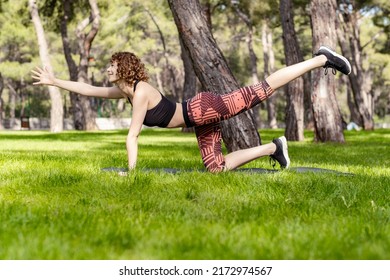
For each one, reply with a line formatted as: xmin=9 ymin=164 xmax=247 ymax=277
xmin=151 ymin=54 xmax=165 ymax=93
xmin=387 ymin=89 xmax=390 ymax=116
xmin=0 ymin=73 xmax=4 ymax=129
xmin=168 ymin=0 xmax=261 ymax=152
xmin=231 ymin=1 xmax=262 ymax=129
xmin=303 ymin=69 xmax=313 ymax=129
xmin=180 ymin=36 xmax=197 ymax=133
xmin=280 ymin=0 xmax=305 ymax=141
xmin=337 ymin=1 xmax=374 ymax=130
xmin=145 ymin=8 xmax=179 ymax=100
xmin=7 ymin=82 xmax=16 ymax=128
xmin=29 ymin=0 xmax=64 ymax=133
xmin=310 ymin=0 xmax=344 ymax=142
xmin=344 ymin=75 xmax=361 ymax=124
xmin=75 ymin=0 xmax=100 ymax=130
xmin=5 ymin=80 xmax=17 ymax=128
xmin=60 ymin=0 xmax=85 ymax=130
xmin=262 ymin=20 xmax=278 ymax=129
xmin=230 ymin=2 xmax=259 ymax=84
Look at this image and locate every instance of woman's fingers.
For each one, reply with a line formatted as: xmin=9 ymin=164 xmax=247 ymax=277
xmin=31 ymin=66 xmax=49 ymax=85
xmin=31 ymin=71 xmax=42 ymax=85
xmin=31 ymin=71 xmax=41 ymax=79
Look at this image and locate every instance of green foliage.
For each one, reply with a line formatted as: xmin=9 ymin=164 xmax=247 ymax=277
xmin=0 ymin=1 xmax=37 ymax=64
xmin=0 ymin=0 xmax=389 ymax=122
xmin=353 ymin=0 xmax=390 ymax=53
xmin=0 ymin=129 xmax=389 ymax=259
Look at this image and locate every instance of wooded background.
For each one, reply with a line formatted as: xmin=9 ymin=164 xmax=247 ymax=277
xmin=0 ymin=0 xmax=389 ymax=149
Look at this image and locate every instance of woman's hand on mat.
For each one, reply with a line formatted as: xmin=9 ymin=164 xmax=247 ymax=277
xmin=31 ymin=66 xmax=56 ymax=86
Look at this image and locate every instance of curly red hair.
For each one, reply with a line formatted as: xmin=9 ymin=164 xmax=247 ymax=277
xmin=110 ymin=52 xmax=149 ymax=85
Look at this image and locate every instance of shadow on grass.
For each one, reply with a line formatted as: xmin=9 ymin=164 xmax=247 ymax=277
xmin=0 ymin=130 xmax=128 ymax=142
xmin=0 ymin=129 xmax=195 ymax=142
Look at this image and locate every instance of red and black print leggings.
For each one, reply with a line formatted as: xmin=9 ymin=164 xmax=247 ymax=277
xmin=183 ymin=81 xmax=274 ymax=173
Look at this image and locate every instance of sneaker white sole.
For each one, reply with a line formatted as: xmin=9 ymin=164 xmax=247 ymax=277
xmin=319 ymin=46 xmax=352 ymax=75
xmin=279 ymin=136 xmax=290 ymax=169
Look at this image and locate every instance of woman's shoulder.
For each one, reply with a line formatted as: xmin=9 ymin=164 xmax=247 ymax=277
xmin=133 ymin=81 xmax=161 ymax=103
xmin=135 ymin=81 xmax=160 ymax=95
xmin=135 ymin=80 xmax=152 ymax=89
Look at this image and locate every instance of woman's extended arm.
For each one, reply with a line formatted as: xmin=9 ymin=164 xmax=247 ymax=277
xmin=31 ymin=66 xmax=124 ymax=99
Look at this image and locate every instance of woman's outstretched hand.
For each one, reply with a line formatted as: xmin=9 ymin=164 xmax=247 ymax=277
xmin=31 ymin=66 xmax=56 ymax=86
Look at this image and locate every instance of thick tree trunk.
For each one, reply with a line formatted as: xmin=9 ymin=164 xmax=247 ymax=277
xmin=310 ymin=0 xmax=344 ymax=142
xmin=168 ymin=0 xmax=261 ymax=152
xmin=262 ymin=21 xmax=278 ymax=129
xmin=279 ymin=0 xmax=304 ymax=141
xmin=29 ymin=0 xmax=64 ymax=133
xmin=337 ymin=2 xmax=374 ymax=130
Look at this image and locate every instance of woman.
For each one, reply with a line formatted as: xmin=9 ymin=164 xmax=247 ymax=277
xmin=31 ymin=46 xmax=351 ymax=173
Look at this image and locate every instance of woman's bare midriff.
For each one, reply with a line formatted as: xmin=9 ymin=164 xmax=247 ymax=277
xmin=167 ymin=103 xmax=186 ymax=128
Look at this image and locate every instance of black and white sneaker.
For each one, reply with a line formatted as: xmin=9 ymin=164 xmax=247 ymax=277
xmin=270 ymin=136 xmax=290 ymax=169
xmin=315 ymin=46 xmax=351 ymax=75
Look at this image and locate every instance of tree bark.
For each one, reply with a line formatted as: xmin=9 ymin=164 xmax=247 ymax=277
xmin=310 ymin=0 xmax=344 ymax=142
xmin=29 ymin=0 xmax=64 ymax=133
xmin=168 ymin=0 xmax=261 ymax=152
xmin=280 ymin=0 xmax=304 ymax=141
xmin=337 ymin=1 xmax=374 ymax=130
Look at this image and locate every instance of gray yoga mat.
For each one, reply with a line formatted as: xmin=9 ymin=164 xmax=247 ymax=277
xmin=101 ymin=167 xmax=353 ymax=176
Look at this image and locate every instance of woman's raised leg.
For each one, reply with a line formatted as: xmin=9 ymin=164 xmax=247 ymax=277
xmin=266 ymin=46 xmax=352 ymax=90
xmin=266 ymin=55 xmax=326 ymax=90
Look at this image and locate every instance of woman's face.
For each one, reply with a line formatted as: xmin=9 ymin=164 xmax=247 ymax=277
xmin=106 ymin=61 xmax=120 ymax=83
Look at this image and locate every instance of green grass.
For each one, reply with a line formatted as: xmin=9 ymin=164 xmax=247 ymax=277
xmin=0 ymin=128 xmax=389 ymax=260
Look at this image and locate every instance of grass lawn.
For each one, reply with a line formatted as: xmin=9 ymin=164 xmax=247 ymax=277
xmin=0 ymin=128 xmax=389 ymax=260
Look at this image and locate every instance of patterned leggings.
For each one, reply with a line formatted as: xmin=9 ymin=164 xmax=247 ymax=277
xmin=185 ymin=81 xmax=274 ymax=172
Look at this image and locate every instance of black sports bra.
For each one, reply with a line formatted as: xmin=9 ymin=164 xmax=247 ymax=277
xmin=127 ymin=81 xmax=176 ymax=127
